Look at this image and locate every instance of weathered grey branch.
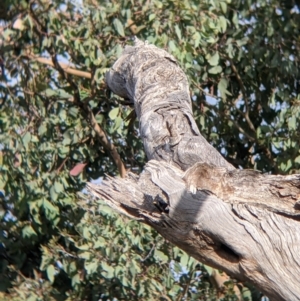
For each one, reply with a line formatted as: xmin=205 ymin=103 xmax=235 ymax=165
xmin=88 ymin=38 xmax=300 ymax=300
xmin=106 ymin=37 xmax=233 ymax=171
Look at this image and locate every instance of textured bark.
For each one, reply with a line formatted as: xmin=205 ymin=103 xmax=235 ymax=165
xmin=89 ymin=37 xmax=300 ymax=300
xmin=106 ymin=37 xmax=233 ymax=171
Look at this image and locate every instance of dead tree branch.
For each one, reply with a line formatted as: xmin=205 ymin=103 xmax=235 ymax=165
xmin=88 ymin=38 xmax=300 ymax=300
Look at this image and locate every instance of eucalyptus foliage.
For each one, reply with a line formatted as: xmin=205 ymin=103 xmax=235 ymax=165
xmin=0 ymin=0 xmax=299 ymax=300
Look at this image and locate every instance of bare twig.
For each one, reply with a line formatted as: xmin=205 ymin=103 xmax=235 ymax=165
xmin=26 ymin=7 xmax=127 ymax=178
xmin=50 ymin=53 xmax=81 ymax=103
xmin=56 ymin=156 xmax=69 ymax=174
xmin=176 ymin=271 xmax=192 ymax=301
xmin=29 ymin=55 xmax=91 ymax=79
xmin=229 ymin=59 xmax=256 ymax=133
xmin=23 ymin=64 xmax=123 ymax=177
xmin=87 ymin=106 xmax=126 ymax=178
xmin=231 ymin=119 xmax=255 ymax=142
xmin=141 ymin=243 xmax=156 ymax=262
xmin=192 ymin=80 xmax=220 ymax=101
xmin=58 ymin=248 xmax=77 ymax=258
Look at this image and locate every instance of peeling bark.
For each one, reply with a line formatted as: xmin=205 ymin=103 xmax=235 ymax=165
xmin=89 ymin=37 xmax=300 ymax=300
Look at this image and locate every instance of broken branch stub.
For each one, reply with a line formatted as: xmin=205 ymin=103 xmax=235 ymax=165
xmin=92 ymin=38 xmax=300 ymax=300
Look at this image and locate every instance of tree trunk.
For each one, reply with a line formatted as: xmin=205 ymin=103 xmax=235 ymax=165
xmin=89 ymin=37 xmax=300 ymax=301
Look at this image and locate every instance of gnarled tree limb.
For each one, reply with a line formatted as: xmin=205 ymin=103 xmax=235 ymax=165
xmin=106 ymin=37 xmax=233 ymax=171
xmin=88 ymin=37 xmax=300 ymax=300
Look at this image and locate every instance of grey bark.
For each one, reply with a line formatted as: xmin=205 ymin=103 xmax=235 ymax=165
xmin=89 ymin=37 xmax=300 ymax=301
xmin=105 ymin=37 xmax=233 ymax=171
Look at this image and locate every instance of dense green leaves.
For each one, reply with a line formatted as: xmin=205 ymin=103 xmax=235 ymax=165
xmin=1 ymin=0 xmax=299 ymax=300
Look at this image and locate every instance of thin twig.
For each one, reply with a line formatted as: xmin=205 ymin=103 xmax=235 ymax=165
xmin=229 ymin=59 xmax=256 ymax=133
xmin=29 ymin=55 xmax=91 ymax=79
xmin=58 ymin=248 xmax=77 ymax=258
xmin=192 ymin=80 xmax=220 ymax=101
xmin=176 ymin=269 xmax=193 ymax=301
xmin=56 ymin=157 xmax=69 ymax=174
xmin=51 ymin=53 xmax=81 ymax=103
xmin=231 ymin=119 xmax=255 ymax=142
xmin=27 ymin=8 xmax=126 ymax=178
xmin=87 ymin=106 xmax=126 ymax=178
xmin=141 ymin=243 xmax=156 ymax=262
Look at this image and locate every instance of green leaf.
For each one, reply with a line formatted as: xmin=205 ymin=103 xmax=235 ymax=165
xmin=59 ymin=109 xmax=67 ymax=120
xmin=113 ymin=116 xmax=122 ymax=132
xmin=22 ymin=132 xmax=31 ymax=149
xmin=43 ymin=88 xmax=56 ymax=97
xmin=226 ymin=43 xmax=235 ymax=58
xmin=218 ymin=77 xmax=229 ymax=100
xmin=232 ymin=12 xmax=239 ymax=27
xmin=149 ymin=14 xmax=156 ymax=21
xmin=58 ymin=145 xmax=69 ymax=157
xmin=54 ymin=181 xmax=64 ymax=193
xmin=175 ymin=25 xmax=181 ymax=40
xmin=120 ymin=275 xmax=129 ymax=287
xmin=101 ymin=261 xmax=114 ymax=279
xmin=94 ymin=237 xmax=106 ymax=248
xmin=241 ymin=286 xmax=252 ymax=301
xmin=89 ymin=99 xmax=98 ymax=109
xmin=50 ymin=186 xmax=58 ymax=202
xmin=137 ymin=283 xmax=145 ymax=296
xmin=43 ymin=199 xmax=59 ymax=216
xmin=72 ymin=274 xmax=81 ymax=287
xmin=47 ymin=264 xmax=56 ymax=283
xmin=207 ymin=36 xmax=217 ymax=44
xmin=83 ymin=227 xmax=91 ymax=239
xmin=154 ymin=249 xmax=168 ymax=263
xmin=208 ymin=65 xmax=222 ymax=74
xmin=267 ymin=23 xmax=274 ymax=37
xmin=113 ymin=18 xmax=125 ymax=36
xmin=285 ymin=159 xmax=292 ymax=171
xmin=236 ymin=37 xmax=249 ymax=47
xmin=95 ymin=114 xmax=104 ymax=123
xmin=109 ymin=107 xmax=119 ymax=120
xmin=79 ymin=251 xmax=91 ymax=260
xmin=208 ymin=52 xmax=220 ymax=66
xmin=22 ymin=225 xmax=37 ymax=239
xmin=220 ymin=2 xmax=227 ymax=13
xmin=295 ymin=155 xmax=300 ymax=164
xmin=38 ymin=124 xmax=47 ymax=136
xmin=180 ymin=252 xmax=189 ymax=267
xmin=288 ymin=115 xmax=296 ymax=130
xmin=40 ymin=247 xmax=52 ymax=271
xmin=219 ymin=16 xmax=227 ymax=33
xmin=204 ymin=265 xmax=214 ymax=275
xmin=57 ymin=89 xmax=72 ymax=98
xmin=192 ymin=32 xmax=201 ymax=48
xmin=129 ymin=263 xmax=137 ymax=277
xmin=168 ymin=40 xmax=177 ymax=52
xmin=85 ymin=260 xmax=98 ymax=274
xmin=69 ymin=107 xmax=79 ymax=118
